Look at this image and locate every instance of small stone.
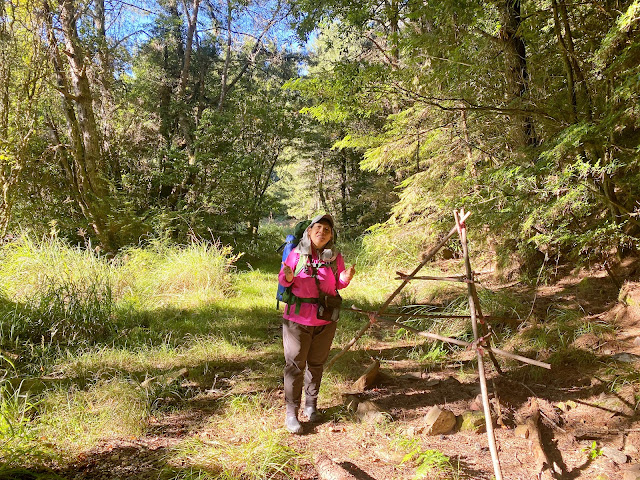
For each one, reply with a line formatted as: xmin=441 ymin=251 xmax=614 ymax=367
xmin=469 ymin=392 xmax=493 ymax=411
xmin=634 ymin=337 xmax=640 ymax=347
xmin=623 ymin=464 xmax=640 ymax=480
xmin=612 ymin=353 xmax=640 ymax=363
xmin=356 ymin=400 xmax=389 ymax=424
xmin=514 ymin=424 xmax=530 ymax=439
xmin=423 ymin=406 xmax=457 ymax=435
xmin=601 ymin=446 xmax=628 ymax=465
xmin=374 ymin=448 xmax=405 ymax=464
xmin=469 ymin=393 xmax=483 ymax=411
xmin=342 ymin=394 xmax=361 ymax=412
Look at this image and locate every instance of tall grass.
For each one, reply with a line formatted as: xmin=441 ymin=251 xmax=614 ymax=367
xmin=117 ymin=238 xmax=240 ymax=310
xmin=37 ymin=379 xmax=149 ymax=457
xmin=0 ymin=236 xmax=240 ymax=352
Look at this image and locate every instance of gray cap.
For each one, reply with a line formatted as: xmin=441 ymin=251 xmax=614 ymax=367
xmin=309 ymin=214 xmax=334 ymax=229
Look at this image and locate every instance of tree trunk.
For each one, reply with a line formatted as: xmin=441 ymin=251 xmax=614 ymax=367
xmin=340 ymin=152 xmax=348 ymax=226
xmin=178 ymin=0 xmax=201 ymax=164
xmin=217 ymin=0 xmax=282 ymax=111
xmin=318 ymin=159 xmax=329 ymax=212
xmin=500 ymin=0 xmax=537 ymax=147
xmin=43 ymin=0 xmax=115 ymax=251
xmin=218 ymin=0 xmax=234 ymax=111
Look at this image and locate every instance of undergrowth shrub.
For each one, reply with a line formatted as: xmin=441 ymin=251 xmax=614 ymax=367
xmin=0 ymin=235 xmax=111 ymax=301
xmin=0 ymin=235 xmax=240 ymax=351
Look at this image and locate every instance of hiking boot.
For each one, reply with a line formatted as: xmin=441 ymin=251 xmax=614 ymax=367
xmin=285 ymin=415 xmax=303 ymax=434
xmin=303 ymin=406 xmax=320 ymax=422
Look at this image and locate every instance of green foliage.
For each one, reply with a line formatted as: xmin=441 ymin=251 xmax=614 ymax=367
xmin=38 ymin=380 xmax=149 ymax=458
xmin=118 ymin=238 xmax=240 ymax=310
xmin=0 ymin=235 xmax=240 ymax=358
xmin=395 ymin=436 xmax=453 ymax=479
xmin=582 ymin=441 xmax=603 ymax=460
xmin=407 ymin=342 xmax=449 ymax=365
xmin=290 ymin=0 xmax=640 ymax=271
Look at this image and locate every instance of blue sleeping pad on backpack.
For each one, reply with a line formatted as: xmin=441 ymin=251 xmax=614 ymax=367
xmin=276 ymin=233 xmax=297 ymax=308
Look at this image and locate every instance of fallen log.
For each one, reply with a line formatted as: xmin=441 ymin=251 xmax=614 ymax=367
xmin=314 ymin=454 xmax=357 ymax=480
xmin=351 ymin=360 xmax=380 ymax=392
xmin=525 ymin=399 xmax=561 ymax=480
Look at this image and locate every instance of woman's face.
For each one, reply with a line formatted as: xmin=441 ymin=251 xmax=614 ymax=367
xmin=309 ymin=221 xmax=332 ymax=250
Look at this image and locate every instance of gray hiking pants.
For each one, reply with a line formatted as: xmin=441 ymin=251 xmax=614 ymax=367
xmin=282 ymin=319 xmax=337 ymax=416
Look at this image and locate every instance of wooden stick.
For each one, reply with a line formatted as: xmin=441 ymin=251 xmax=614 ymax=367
xmin=457 ymin=208 xmax=503 ymax=480
xmin=395 ymin=273 xmax=473 ymax=283
xmin=376 ymin=311 xmax=521 ymax=326
xmin=314 ymin=454 xmax=357 ymax=480
xmin=325 ymin=319 xmax=373 ymax=370
xmin=380 ymin=312 xmax=475 ymax=319
xmin=349 ymin=307 xmax=551 ymax=369
xmin=351 ymin=359 xmax=380 ymax=392
xmin=468 ymin=278 xmax=503 ymax=374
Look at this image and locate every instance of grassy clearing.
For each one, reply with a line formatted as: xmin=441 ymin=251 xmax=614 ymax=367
xmin=0 ymin=230 xmax=634 ymax=478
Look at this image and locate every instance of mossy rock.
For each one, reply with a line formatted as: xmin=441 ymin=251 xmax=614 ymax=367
xmin=619 ymin=282 xmax=640 ymax=307
xmin=458 ymin=410 xmax=488 ymax=433
xmin=576 ymin=277 xmax=595 ymax=293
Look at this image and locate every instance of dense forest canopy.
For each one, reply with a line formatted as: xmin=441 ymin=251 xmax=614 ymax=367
xmin=0 ymin=0 xmax=639 ymax=268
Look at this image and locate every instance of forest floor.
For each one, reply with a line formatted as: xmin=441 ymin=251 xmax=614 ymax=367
xmin=23 ymin=257 xmax=640 ymax=480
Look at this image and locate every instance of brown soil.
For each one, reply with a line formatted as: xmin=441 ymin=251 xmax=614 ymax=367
xmin=55 ymin=259 xmax=640 ymax=480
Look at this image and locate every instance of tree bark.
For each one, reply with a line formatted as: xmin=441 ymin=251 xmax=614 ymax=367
xmin=525 ymin=398 xmax=560 ymax=479
xmin=42 ymin=0 xmax=115 ymax=251
xmin=500 ymin=0 xmax=537 ymax=147
xmin=314 ymin=454 xmax=357 ymax=480
xmin=340 ymin=151 xmax=348 ymax=225
xmin=178 ymin=0 xmax=201 ymax=164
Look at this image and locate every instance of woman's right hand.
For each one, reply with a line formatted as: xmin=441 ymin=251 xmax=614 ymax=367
xmin=283 ymin=265 xmax=294 ymax=282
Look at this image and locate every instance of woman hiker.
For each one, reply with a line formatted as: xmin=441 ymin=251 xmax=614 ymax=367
xmin=278 ymin=214 xmax=356 ymax=434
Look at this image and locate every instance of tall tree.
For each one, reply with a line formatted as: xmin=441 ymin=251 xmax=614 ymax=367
xmin=0 ymin=1 xmax=47 ymax=236
xmin=289 ymin=0 xmax=640 ymax=263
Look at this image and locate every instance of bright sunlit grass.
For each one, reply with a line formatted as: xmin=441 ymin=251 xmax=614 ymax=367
xmin=166 ymin=393 xmax=303 ymax=480
xmin=38 ymin=379 xmax=149 ymax=458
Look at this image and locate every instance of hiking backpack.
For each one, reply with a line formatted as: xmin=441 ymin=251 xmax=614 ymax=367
xmin=276 ymin=219 xmax=311 ymax=309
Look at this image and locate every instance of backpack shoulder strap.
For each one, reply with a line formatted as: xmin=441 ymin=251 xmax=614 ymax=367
xmin=294 ymin=253 xmax=308 ymax=277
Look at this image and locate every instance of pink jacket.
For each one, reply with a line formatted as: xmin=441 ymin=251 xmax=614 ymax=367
xmin=278 ymin=249 xmax=351 ymax=326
